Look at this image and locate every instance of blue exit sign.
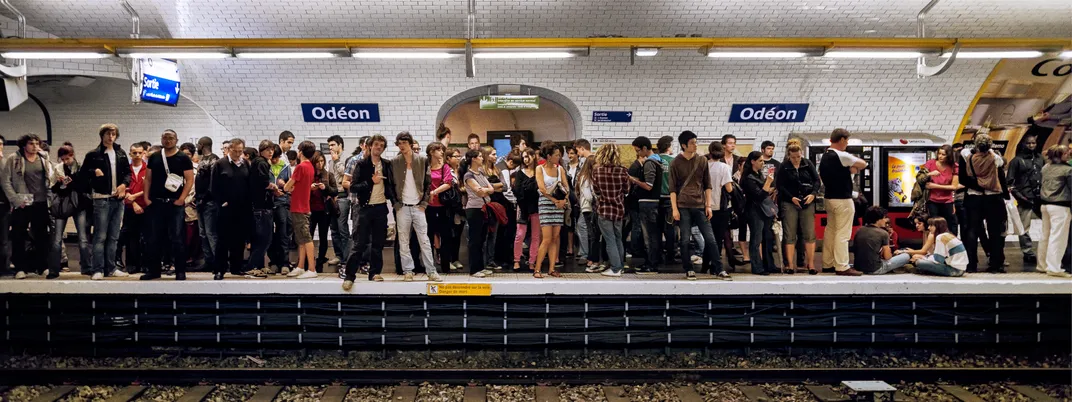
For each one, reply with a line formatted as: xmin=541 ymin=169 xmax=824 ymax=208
xmin=728 ymin=103 xmax=809 ymax=123
xmin=592 ymin=111 xmax=632 ymax=123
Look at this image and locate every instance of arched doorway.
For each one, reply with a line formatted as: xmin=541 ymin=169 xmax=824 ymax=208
xmin=436 ymin=85 xmax=582 ymax=144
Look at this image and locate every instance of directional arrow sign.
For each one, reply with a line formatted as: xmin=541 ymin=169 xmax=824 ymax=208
xmin=592 ymin=111 xmax=633 ymax=123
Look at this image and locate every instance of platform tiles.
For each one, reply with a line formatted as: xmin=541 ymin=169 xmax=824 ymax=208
xmin=0 ymin=271 xmax=1068 ymax=295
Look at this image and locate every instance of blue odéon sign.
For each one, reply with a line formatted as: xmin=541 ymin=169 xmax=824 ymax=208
xmin=302 ymin=103 xmax=381 ymax=123
xmin=728 ymin=103 xmax=809 ymax=123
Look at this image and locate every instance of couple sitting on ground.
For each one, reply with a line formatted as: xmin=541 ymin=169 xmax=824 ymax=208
xmin=853 ymin=206 xmax=966 ymax=277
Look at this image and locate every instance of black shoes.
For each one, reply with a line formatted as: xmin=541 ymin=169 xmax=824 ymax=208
xmin=213 ymin=272 xmax=225 ymax=280
xmin=139 ymin=273 xmax=161 ymax=281
xmin=175 ymin=272 xmax=186 ymax=281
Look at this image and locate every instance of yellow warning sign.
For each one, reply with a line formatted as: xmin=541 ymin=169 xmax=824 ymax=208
xmin=426 ymin=283 xmax=492 ymax=296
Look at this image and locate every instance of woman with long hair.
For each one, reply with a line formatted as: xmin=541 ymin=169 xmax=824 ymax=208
xmin=307 ymin=151 xmax=338 ymax=273
xmin=575 ymin=150 xmax=603 ymax=271
xmin=895 ymin=214 xmax=935 ymax=263
xmin=534 ymin=141 xmax=569 ymax=277
xmin=590 ymin=144 xmax=631 ymax=276
xmin=742 ymin=151 xmax=776 ymax=275
xmin=924 ymin=144 xmax=960 ymax=236
xmin=913 ymin=217 xmax=968 ymax=277
xmin=481 ymin=146 xmax=506 ymax=271
xmin=776 ymin=143 xmax=820 ymax=274
xmin=447 ymin=147 xmax=466 ymax=270
xmin=51 ymin=142 xmax=91 ymax=275
xmin=513 ymin=148 xmax=541 ymax=271
xmin=1037 ymin=145 xmax=1072 ymax=277
xmin=464 ymin=149 xmax=496 ymax=277
xmin=425 ymin=143 xmax=455 ymax=273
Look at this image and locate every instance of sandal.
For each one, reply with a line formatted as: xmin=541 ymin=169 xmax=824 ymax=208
xmin=548 ymin=270 xmax=562 ymax=278
xmin=807 ymin=267 xmax=819 ymax=275
xmin=783 ymin=267 xmax=796 ymax=275
xmin=533 ymin=272 xmax=544 ymax=279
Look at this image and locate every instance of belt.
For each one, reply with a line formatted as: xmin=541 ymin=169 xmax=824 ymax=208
xmin=403 ymin=203 xmax=419 ymax=207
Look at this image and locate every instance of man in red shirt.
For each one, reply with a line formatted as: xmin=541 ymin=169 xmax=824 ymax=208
xmin=284 ymin=141 xmax=318 ymax=279
xmin=118 ymin=143 xmax=148 ymax=273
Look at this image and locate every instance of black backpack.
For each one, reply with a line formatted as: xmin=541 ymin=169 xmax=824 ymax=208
xmin=721 ymin=181 xmax=746 ymax=228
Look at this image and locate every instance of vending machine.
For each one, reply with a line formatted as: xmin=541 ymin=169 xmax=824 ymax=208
xmin=788 ymin=132 xmax=944 ymax=247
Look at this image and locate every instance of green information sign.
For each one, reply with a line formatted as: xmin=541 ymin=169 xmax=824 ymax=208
xmin=479 ymin=95 xmax=540 ymax=110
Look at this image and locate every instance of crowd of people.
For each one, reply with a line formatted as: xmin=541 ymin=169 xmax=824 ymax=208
xmin=0 ymin=125 xmax=1069 ymax=288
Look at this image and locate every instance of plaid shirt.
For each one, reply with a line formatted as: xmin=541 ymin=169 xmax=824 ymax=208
xmin=591 ymin=165 xmax=630 ymax=221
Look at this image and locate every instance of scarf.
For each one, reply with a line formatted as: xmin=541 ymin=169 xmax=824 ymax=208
xmin=969 ymin=152 xmax=1001 ymax=192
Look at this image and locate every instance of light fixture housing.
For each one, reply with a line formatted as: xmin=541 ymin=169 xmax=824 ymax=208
xmin=704 ymin=47 xmax=822 ymax=58
xmin=824 ymin=50 xmax=925 ymax=59
xmin=120 ymin=48 xmax=231 ymax=59
xmin=634 ymin=48 xmax=659 ymax=57
xmin=235 ymin=48 xmax=346 ymax=59
xmin=474 ymin=47 xmax=588 ymax=59
xmin=352 ymin=50 xmax=458 ymax=59
xmin=0 ymin=51 xmax=110 ymax=59
xmin=942 ymin=50 xmax=1043 ymax=59
xmin=1058 ymin=51 xmax=1072 ymax=59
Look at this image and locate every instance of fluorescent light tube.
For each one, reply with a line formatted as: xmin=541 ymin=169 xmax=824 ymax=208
xmin=942 ymin=51 xmax=1042 ymax=59
xmin=824 ymin=51 xmax=922 ymax=59
xmin=352 ymin=52 xmax=456 ymax=59
xmin=707 ymin=51 xmax=808 ymax=58
xmin=125 ymin=52 xmax=230 ymax=59
xmin=236 ymin=52 xmax=338 ymax=59
xmin=634 ymin=48 xmax=659 ymax=57
xmin=1 ymin=52 xmax=109 ymax=59
xmin=1058 ymin=51 xmax=1072 ymax=59
xmin=474 ymin=52 xmax=575 ymax=59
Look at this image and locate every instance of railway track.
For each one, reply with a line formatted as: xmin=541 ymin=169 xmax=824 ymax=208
xmin=0 ymin=367 xmax=1069 ymax=401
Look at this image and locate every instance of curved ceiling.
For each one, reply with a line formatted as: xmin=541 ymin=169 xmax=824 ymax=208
xmin=1 ymin=0 xmax=1069 ymax=39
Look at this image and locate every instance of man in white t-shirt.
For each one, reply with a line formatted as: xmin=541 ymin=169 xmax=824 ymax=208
xmin=707 ymin=142 xmax=735 ymax=278
xmin=390 ymin=132 xmax=442 ymax=282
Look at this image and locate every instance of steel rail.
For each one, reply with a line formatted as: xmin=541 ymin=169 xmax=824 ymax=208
xmin=0 ymin=367 xmax=1067 ymax=386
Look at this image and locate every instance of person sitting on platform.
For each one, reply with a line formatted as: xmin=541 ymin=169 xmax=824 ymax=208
xmin=913 ymin=217 xmax=968 ymax=277
xmin=853 ymin=206 xmax=911 ymax=275
xmin=895 ymin=215 xmax=935 ymax=264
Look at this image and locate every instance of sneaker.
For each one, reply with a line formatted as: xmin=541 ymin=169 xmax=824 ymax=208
xmin=585 ymin=264 xmax=606 ymax=273
xmin=338 ymin=270 xmax=346 ymax=280
xmin=91 ymin=272 xmax=104 ymax=281
xmin=472 ymin=269 xmax=493 ymax=278
xmin=111 ymin=269 xmax=130 ymax=278
xmin=403 ymin=273 xmax=414 ymax=282
xmin=342 ymin=280 xmax=354 ymax=291
xmin=836 ymin=268 xmax=863 ymax=277
xmin=451 ymin=261 xmax=463 ymax=270
xmin=637 ymin=267 xmax=658 ymax=275
xmin=280 ymin=266 xmax=291 ymax=276
xmin=244 ymin=269 xmax=268 ymax=279
xmin=41 ymin=269 xmax=49 ymax=278
xmin=690 ymin=255 xmax=703 ymax=265
xmin=685 ymin=271 xmax=697 ymax=281
xmin=601 ymin=269 xmax=622 ymax=277
xmin=327 ymin=257 xmax=341 ymax=265
xmin=360 ymin=264 xmax=371 ymax=275
xmin=428 ymin=273 xmax=443 ymax=282
xmin=1046 ymin=271 xmax=1072 ymax=278
xmin=287 ymin=268 xmax=305 ymax=277
xmin=717 ymin=271 xmax=732 ymax=281
xmin=371 ymin=275 xmax=384 ymax=282
xmin=297 ymin=271 xmax=318 ymax=279
xmin=46 ymin=270 xmax=60 ymax=279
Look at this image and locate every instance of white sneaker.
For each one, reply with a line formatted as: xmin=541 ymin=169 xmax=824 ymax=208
xmin=1046 ymin=271 xmax=1072 ymax=278
xmin=287 ymin=268 xmax=305 ymax=277
xmin=91 ymin=272 xmax=104 ymax=281
xmin=342 ymin=280 xmax=354 ymax=291
xmin=428 ymin=273 xmax=443 ymax=282
xmin=41 ymin=269 xmax=49 ymax=278
xmin=14 ymin=271 xmax=26 ymax=279
xmin=297 ymin=271 xmax=318 ymax=279
xmin=690 ymin=255 xmax=703 ymax=265
xmin=281 ymin=266 xmax=291 ymax=275
xmin=111 ymin=269 xmax=129 ymax=278
xmin=472 ymin=269 xmax=493 ymax=278
xmin=403 ymin=273 xmax=414 ymax=282
xmin=584 ymin=265 xmax=606 ymax=273
xmin=451 ymin=261 xmax=463 ymax=270
xmin=327 ymin=258 xmax=341 ymax=265
xmin=601 ymin=269 xmax=622 ymax=277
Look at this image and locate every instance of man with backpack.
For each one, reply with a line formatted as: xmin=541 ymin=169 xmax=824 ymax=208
xmin=628 ymin=137 xmax=663 ymax=274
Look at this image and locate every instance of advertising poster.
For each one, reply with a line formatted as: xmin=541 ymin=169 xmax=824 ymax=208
xmin=886 ymin=152 xmax=927 ymax=208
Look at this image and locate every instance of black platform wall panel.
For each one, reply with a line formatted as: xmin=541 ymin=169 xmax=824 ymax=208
xmin=2 ymin=294 xmax=1069 ymax=351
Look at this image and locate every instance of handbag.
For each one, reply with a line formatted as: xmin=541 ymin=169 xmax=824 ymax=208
xmin=436 ymin=165 xmax=462 ymax=209
xmin=49 ymin=191 xmax=80 ymax=219
xmin=161 ymin=152 xmax=184 ymax=193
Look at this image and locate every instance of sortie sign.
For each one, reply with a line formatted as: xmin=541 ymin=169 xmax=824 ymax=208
xmin=728 ymin=103 xmax=809 ymax=123
xmin=592 ymin=111 xmax=632 ymax=123
xmin=301 ymin=103 xmax=381 ymax=123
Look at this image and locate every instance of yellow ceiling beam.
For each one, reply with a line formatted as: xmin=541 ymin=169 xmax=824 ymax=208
xmin=1 ymin=37 xmax=1069 ymax=52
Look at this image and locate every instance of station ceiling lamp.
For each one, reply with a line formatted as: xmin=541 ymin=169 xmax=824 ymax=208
xmin=942 ymin=50 xmax=1043 ymax=59
xmin=704 ymin=47 xmax=822 ymax=58
xmin=633 ymin=48 xmax=659 ymax=57
xmin=473 ymin=48 xmax=588 ymax=59
xmin=823 ymin=50 xmax=927 ymax=59
xmin=235 ymin=48 xmax=347 ymax=59
xmin=119 ymin=48 xmax=231 ymax=59
xmin=352 ymin=49 xmax=458 ymax=59
xmin=0 ymin=51 xmax=110 ymax=59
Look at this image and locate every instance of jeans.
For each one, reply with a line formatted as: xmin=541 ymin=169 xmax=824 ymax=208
xmin=709 ymin=209 xmax=729 ymax=273
xmin=637 ymin=202 xmax=661 ymax=269
xmin=310 ymin=210 xmax=331 ymax=265
xmin=915 ymin=259 xmax=965 ymax=277
xmin=118 ymin=206 xmax=146 ymax=272
xmin=1038 ymin=205 xmax=1071 ymax=274
xmin=426 ymin=206 xmax=454 ymax=271
xmin=575 ymin=210 xmax=590 ymax=260
xmin=659 ymin=198 xmax=678 ymax=260
xmin=53 ymin=210 xmax=90 ymax=274
xmin=485 ymin=218 xmax=499 ymax=268
xmin=514 ymin=214 xmax=541 ymax=264
xmin=963 ymin=194 xmax=1006 ymax=271
xmin=0 ymin=205 xmax=10 ymax=273
xmin=585 ymin=211 xmax=605 ymax=263
xmin=11 ymin=202 xmax=53 ymax=274
xmin=215 ymin=204 xmax=250 ymax=275
xmin=148 ymin=201 xmax=186 ymax=275
xmin=926 ymin=201 xmax=959 ymax=237
xmin=344 ymin=204 xmax=388 ymax=280
xmin=197 ymin=201 xmax=218 ymax=267
xmin=747 ymin=210 xmax=776 ymax=274
xmin=865 ymin=253 xmax=912 ymax=275
xmin=597 ymin=217 xmax=625 ymax=273
xmin=332 ymin=198 xmax=351 ymax=262
xmin=268 ymin=203 xmax=291 ymax=268
xmin=246 ymin=209 xmax=273 ymax=270
xmin=677 ymin=208 xmax=717 ymax=273
xmin=464 ymin=208 xmax=487 ymax=274
xmin=397 ymin=205 xmax=438 ymax=275
xmin=822 ymin=198 xmax=855 ymax=271
xmin=90 ymin=198 xmax=124 ymax=276
xmin=1016 ymin=204 xmax=1038 ymax=258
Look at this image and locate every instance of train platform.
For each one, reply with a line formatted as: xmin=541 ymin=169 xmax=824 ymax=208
xmin=0 ymin=270 xmax=1067 ymax=296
